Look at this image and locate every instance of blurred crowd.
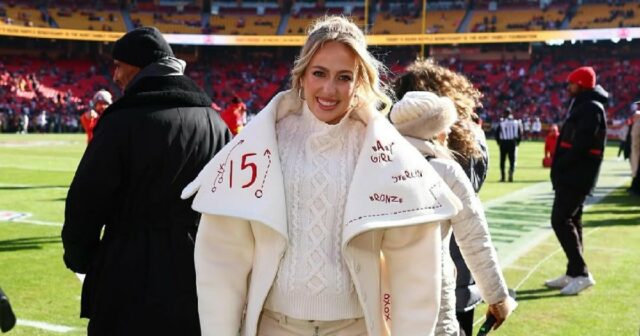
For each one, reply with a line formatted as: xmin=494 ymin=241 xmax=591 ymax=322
xmin=1 ymin=48 xmax=638 ymax=135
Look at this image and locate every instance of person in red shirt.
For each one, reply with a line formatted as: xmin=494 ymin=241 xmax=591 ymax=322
xmin=80 ymin=90 xmax=112 ymax=143
xmin=543 ymin=124 xmax=559 ymax=167
xmin=220 ymin=95 xmax=246 ymax=136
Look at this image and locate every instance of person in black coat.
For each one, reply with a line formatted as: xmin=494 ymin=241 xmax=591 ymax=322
xmin=545 ymin=66 xmax=607 ymax=296
xmin=61 ymin=27 xmax=231 ymax=336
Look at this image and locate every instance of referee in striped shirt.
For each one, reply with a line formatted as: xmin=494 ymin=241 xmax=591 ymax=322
xmin=496 ymin=108 xmax=522 ymax=182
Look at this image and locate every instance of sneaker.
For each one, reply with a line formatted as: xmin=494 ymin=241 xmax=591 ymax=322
xmin=544 ymin=274 xmax=572 ymax=289
xmin=560 ymin=274 xmax=595 ymax=295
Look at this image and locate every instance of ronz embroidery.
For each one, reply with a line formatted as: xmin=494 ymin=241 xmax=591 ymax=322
xmin=211 ymin=140 xmax=272 ymax=198
xmin=369 ymin=193 xmax=403 ymax=204
xmin=347 ymin=184 xmax=443 ymax=225
xmin=370 ymin=140 xmax=395 ymax=163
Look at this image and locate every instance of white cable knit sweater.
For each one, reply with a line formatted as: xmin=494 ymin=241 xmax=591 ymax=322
xmin=264 ymin=103 xmax=365 ymax=320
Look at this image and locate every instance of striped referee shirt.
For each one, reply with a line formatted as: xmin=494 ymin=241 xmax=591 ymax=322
xmin=499 ymin=118 xmax=521 ymax=140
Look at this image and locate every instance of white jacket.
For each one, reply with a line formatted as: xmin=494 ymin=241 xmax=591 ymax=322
xmin=405 ymin=138 xmax=509 ymax=335
xmin=182 ymin=91 xmax=462 ymax=336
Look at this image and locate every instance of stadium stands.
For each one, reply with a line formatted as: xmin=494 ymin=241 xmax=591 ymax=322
xmin=285 ymin=7 xmax=366 ymax=35
xmin=51 ymin=7 xmax=126 ymax=32
xmin=131 ymin=11 xmax=203 ymax=34
xmin=468 ymin=5 xmax=566 ymax=32
xmin=372 ymin=9 xmax=465 ymax=34
xmin=209 ymin=8 xmax=280 ymax=35
xmin=570 ymin=2 xmax=640 ymax=29
xmin=3 ymin=1 xmax=640 ymax=35
xmin=0 ymin=56 xmax=110 ymax=133
xmin=0 ymin=4 xmax=49 ymax=27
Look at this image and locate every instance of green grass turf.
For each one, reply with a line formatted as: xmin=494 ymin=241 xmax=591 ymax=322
xmin=475 ymin=186 xmax=640 ymax=335
xmin=0 ymin=134 xmax=86 ymax=335
xmin=0 ymin=134 xmax=637 ymax=335
xmin=480 ymin=139 xmax=551 ymax=202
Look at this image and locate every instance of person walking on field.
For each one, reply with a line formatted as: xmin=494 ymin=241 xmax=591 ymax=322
xmin=545 ymin=66 xmax=607 ymax=295
xmin=62 ymin=27 xmax=231 ymax=336
xmin=80 ymin=90 xmax=112 ymax=143
xmin=496 ymin=108 xmax=521 ymax=182
xmin=543 ymin=124 xmax=560 ymax=168
xmin=220 ymin=95 xmax=247 ymax=136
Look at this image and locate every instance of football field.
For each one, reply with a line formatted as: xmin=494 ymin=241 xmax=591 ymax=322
xmin=0 ymin=133 xmax=638 ymax=335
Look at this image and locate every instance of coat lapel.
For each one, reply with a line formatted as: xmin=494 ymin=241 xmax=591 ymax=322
xmin=183 ymin=90 xmax=462 ymax=246
xmin=342 ymin=115 xmax=462 ymax=246
xmin=183 ymin=92 xmax=293 ymax=240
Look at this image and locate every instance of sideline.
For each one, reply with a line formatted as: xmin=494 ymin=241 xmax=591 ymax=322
xmin=471 ymin=158 xmax=630 ymax=327
xmin=484 ymin=158 xmax=630 ymax=268
xmin=17 ymin=319 xmax=77 ymax=333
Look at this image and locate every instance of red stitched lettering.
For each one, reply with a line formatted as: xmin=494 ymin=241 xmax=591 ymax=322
xmin=211 ymin=140 xmax=245 ymax=193
xmin=369 ymin=193 xmax=403 ymax=204
xmin=370 ymin=140 xmax=395 ymax=164
xmin=241 ymin=153 xmax=257 ymax=188
xmin=229 ymin=159 xmax=234 ymax=188
xmin=383 ymin=293 xmax=391 ymax=321
xmin=255 ymin=149 xmax=272 ymax=198
xmin=392 ymin=169 xmax=423 ymax=183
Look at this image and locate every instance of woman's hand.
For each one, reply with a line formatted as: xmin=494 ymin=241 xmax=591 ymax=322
xmin=486 ymin=296 xmax=518 ymax=330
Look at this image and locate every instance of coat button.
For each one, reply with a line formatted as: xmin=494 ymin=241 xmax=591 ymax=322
xmin=354 ymin=263 xmax=361 ymax=273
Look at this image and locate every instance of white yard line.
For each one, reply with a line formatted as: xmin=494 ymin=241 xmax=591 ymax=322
xmin=13 ymin=218 xmax=63 ymax=227
xmin=17 ymin=319 xmax=77 ymax=333
xmin=471 ymin=158 xmax=629 ymax=328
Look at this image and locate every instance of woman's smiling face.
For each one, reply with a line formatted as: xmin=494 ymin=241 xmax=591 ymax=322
xmin=301 ymin=41 xmax=359 ymax=124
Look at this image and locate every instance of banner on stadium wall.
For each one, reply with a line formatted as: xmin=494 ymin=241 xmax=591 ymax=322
xmin=1 ymin=24 xmax=640 ymax=46
xmin=0 ymin=25 xmax=123 ymax=41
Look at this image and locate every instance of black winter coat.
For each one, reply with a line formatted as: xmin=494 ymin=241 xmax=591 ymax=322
xmin=551 ymin=85 xmax=608 ymax=194
xmin=62 ymin=75 xmax=231 ymax=336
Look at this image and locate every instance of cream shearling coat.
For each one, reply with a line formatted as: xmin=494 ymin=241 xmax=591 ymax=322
xmin=182 ymin=90 xmax=463 ymax=336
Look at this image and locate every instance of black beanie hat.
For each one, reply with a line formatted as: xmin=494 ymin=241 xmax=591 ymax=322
xmin=112 ymin=27 xmax=174 ymax=68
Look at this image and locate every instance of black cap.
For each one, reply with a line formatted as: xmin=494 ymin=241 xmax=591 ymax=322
xmin=112 ymin=27 xmax=174 ymax=68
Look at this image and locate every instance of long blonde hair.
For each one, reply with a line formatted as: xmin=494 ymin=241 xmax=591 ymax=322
xmin=290 ymin=16 xmax=392 ymax=114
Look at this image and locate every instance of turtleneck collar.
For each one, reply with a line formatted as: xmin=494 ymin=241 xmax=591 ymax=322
xmin=301 ymin=102 xmax=355 ymax=138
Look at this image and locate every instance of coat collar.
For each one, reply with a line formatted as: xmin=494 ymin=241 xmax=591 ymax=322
xmin=103 ymin=75 xmax=212 ymax=117
xmin=183 ymin=90 xmax=461 ymax=244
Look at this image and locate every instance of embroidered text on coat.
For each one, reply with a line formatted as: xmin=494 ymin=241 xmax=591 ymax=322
xmin=370 ymin=140 xmax=395 ymax=163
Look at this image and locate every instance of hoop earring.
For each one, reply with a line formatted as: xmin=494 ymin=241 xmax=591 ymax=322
xmin=350 ymin=94 xmax=360 ymax=109
xmin=298 ymin=88 xmax=305 ymax=101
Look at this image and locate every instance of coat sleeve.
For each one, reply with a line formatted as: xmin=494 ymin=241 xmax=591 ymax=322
xmin=557 ymin=103 xmax=604 ymax=167
xmin=61 ymin=113 xmax=125 ymax=274
xmin=195 ymin=214 xmax=254 ymax=336
xmin=382 ymin=222 xmax=442 ymax=336
xmin=445 ymin=162 xmax=509 ymax=305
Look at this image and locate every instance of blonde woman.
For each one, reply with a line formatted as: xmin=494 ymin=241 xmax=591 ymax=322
xmin=390 ymin=91 xmax=517 ymax=336
xmin=181 ymin=16 xmax=462 ymax=336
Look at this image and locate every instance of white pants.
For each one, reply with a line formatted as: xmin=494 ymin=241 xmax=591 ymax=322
xmin=257 ymin=309 xmax=367 ymax=336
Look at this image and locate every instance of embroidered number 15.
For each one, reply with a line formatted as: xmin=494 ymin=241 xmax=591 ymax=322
xmin=229 ymin=153 xmax=257 ymax=189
